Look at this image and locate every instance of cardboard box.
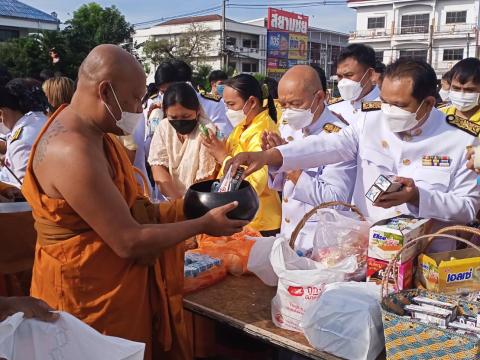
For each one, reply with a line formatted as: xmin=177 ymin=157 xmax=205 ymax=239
xmin=418 ymin=248 xmax=480 ymax=294
xmin=365 ymin=175 xmax=403 ymax=203
xmin=368 ymin=216 xmax=431 ymax=263
xmin=367 ymin=257 xmax=413 ymax=292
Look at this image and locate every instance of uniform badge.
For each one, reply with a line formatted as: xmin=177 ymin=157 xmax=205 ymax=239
xmin=10 ymin=127 xmax=24 ymax=143
xmin=323 ymin=123 xmax=341 ymax=133
xmin=446 ymin=114 xmax=480 ymax=136
xmin=328 ymin=97 xmax=344 ymax=105
xmin=361 ymin=101 xmax=382 ymax=112
xmin=422 ymin=155 xmax=451 ymax=167
xmin=200 ymin=93 xmax=221 ymax=102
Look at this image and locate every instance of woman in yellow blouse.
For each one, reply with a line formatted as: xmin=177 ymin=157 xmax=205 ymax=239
xmin=203 ymin=74 xmax=281 ymax=236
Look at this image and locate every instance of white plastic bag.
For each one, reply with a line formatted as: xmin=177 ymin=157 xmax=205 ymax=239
xmin=301 ymin=282 xmax=384 ymax=360
xmin=247 ymin=236 xmax=278 ymax=286
xmin=270 ymin=236 xmax=357 ymax=332
xmin=0 ymin=312 xmax=145 ymax=360
xmin=312 ymin=209 xmax=370 ymax=281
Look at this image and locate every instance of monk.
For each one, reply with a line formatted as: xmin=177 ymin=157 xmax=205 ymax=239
xmin=21 ymin=44 xmax=248 ymax=360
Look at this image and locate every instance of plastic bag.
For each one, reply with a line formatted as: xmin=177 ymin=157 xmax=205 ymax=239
xmin=301 ymin=282 xmax=384 ymax=360
xmin=247 ymin=236 xmax=277 ymax=286
xmin=270 ymin=236 xmax=357 ymax=332
xmin=191 ymin=228 xmax=260 ymax=276
xmin=312 ymin=209 xmax=370 ymax=281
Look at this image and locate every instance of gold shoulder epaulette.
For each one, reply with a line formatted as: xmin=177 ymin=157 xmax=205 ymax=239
xmin=10 ymin=127 xmax=24 ymax=143
xmin=328 ymin=97 xmax=344 ymax=105
xmin=323 ymin=123 xmax=342 ymax=133
xmin=361 ymin=101 xmax=382 ymax=112
xmin=446 ymin=114 xmax=480 ymax=136
xmin=201 ymin=93 xmax=221 ymax=102
xmin=436 ymin=102 xmax=449 ymax=109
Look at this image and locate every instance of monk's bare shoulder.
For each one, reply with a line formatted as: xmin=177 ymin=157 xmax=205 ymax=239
xmin=33 ymin=119 xmax=68 ymax=168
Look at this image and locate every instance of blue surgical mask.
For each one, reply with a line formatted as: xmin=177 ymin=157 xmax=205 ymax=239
xmin=217 ymin=84 xmax=225 ymax=97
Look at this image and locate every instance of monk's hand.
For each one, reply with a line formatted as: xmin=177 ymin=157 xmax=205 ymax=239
xmin=202 ymin=129 xmax=228 ymax=164
xmin=0 ymin=297 xmax=59 ymax=322
xmin=466 ymin=147 xmax=480 ymax=174
xmin=202 ymin=202 xmax=249 ymax=236
xmin=374 ymin=177 xmax=419 ymax=209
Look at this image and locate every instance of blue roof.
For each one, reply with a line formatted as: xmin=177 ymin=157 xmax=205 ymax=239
xmin=0 ymin=0 xmax=59 ymax=23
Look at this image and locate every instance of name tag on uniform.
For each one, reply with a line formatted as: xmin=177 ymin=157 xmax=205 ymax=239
xmin=422 ymin=155 xmax=451 ymax=167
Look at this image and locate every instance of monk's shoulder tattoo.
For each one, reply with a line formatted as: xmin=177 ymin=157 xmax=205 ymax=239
xmin=34 ymin=120 xmax=68 ymax=166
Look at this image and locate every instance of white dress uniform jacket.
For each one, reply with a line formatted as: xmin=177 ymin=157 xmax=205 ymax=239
xmin=197 ymin=93 xmax=232 ymax=138
xmin=0 ymin=112 xmax=47 ymax=187
xmin=328 ymin=86 xmax=380 ymax=125
xmin=275 ymin=107 xmax=480 ymax=252
xmin=269 ymin=107 xmax=356 ymax=252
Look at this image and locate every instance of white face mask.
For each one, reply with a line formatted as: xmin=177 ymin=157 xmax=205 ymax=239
xmin=381 ymin=100 xmax=425 ymax=133
xmin=438 ymin=88 xmax=450 ymax=102
xmin=449 ymin=90 xmax=480 ymax=112
xmin=338 ymin=70 xmax=370 ymax=101
xmin=104 ymin=83 xmax=143 ymax=135
xmin=281 ymin=96 xmax=321 ymax=131
xmin=226 ymin=101 xmax=250 ymax=127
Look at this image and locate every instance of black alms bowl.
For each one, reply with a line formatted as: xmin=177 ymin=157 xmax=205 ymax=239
xmin=184 ymin=179 xmax=259 ymax=221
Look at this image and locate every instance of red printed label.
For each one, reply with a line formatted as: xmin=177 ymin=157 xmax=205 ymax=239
xmin=287 ymin=286 xmax=304 ymax=297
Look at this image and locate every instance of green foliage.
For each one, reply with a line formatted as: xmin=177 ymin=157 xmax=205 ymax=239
xmin=192 ymin=64 xmax=212 ymax=91
xmin=0 ymin=2 xmax=133 ymax=80
xmin=253 ymin=73 xmax=266 ymax=84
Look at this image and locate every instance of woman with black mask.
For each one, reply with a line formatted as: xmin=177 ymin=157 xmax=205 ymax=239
xmin=147 ymin=82 xmax=218 ymax=200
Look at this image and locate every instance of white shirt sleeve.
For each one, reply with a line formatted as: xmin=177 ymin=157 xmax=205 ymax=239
xmin=275 ymin=122 xmax=360 ymax=173
xmin=1 ymin=138 xmax=31 ymax=185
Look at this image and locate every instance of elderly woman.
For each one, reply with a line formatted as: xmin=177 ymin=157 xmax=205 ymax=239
xmin=148 ymin=82 xmax=218 ymax=200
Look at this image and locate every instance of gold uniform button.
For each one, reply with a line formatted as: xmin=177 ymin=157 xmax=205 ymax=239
xmin=287 ymin=136 xmax=294 ymax=142
xmin=403 ymin=134 xmax=412 ymax=142
xmin=285 ymin=218 xmax=290 ymax=223
xmin=381 ymin=140 xmax=389 ymax=149
xmin=413 ymin=129 xmax=422 ymax=136
xmin=402 ymin=159 xmax=411 ymax=166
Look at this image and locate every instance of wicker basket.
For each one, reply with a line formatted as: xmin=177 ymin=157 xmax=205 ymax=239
xmin=381 ymin=226 xmax=480 ymax=359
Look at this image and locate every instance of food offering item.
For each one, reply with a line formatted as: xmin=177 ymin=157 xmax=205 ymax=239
xmin=365 ymin=175 xmax=403 ymax=203
xmin=183 ymin=253 xmax=227 ymax=294
xmin=367 ymin=257 xmax=413 ymax=292
xmin=368 ymin=216 xmax=431 ymax=263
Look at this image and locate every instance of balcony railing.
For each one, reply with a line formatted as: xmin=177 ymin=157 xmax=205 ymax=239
xmin=350 ymin=23 xmax=478 ymax=40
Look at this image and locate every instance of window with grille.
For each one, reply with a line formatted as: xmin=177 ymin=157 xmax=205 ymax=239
xmin=443 ymin=48 xmax=464 ymax=61
xmin=242 ymin=39 xmax=258 ymax=49
xmin=375 ymin=51 xmax=384 ymax=62
xmin=399 ymin=49 xmax=428 ymax=61
xmin=368 ymin=17 xmax=385 ymax=29
xmin=400 ymin=14 xmax=430 ymax=34
xmin=226 ymin=37 xmax=236 ymax=47
xmin=446 ymin=11 xmax=467 ymax=24
xmin=0 ymin=29 xmax=19 ymax=42
xmin=242 ymin=63 xmax=258 ymax=73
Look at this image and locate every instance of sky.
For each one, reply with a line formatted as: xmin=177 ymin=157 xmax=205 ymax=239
xmin=25 ymin=0 xmax=357 ymax=34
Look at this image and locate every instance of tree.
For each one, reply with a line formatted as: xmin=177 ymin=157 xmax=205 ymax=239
xmin=142 ymin=23 xmax=213 ymax=68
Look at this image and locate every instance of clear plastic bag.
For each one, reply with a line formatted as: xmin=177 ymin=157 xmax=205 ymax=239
xmin=311 ymin=209 xmax=371 ymax=281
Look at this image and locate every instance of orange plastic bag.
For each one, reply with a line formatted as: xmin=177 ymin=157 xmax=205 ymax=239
xmin=183 ymin=263 xmax=227 ymax=294
xmin=191 ymin=228 xmax=260 ymax=276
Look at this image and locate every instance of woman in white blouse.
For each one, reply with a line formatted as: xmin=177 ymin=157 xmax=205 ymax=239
xmin=147 ymin=82 xmax=218 ymax=200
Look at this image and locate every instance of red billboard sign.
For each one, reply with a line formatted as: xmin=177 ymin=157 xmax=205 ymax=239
xmin=267 ymin=8 xmax=309 ymax=35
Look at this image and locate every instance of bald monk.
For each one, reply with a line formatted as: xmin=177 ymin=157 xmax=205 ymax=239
xmin=21 ymin=45 xmax=247 ymax=360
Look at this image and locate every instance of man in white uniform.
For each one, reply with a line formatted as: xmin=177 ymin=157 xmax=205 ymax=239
xmin=328 ymin=44 xmax=381 ymax=125
xmin=266 ymin=65 xmax=356 ymax=251
xmin=229 ymin=59 xmax=480 ymax=252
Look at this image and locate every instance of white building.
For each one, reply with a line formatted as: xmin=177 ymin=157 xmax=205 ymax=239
xmin=133 ymin=15 xmax=267 ymax=77
xmin=348 ymin=0 xmax=479 ymax=77
xmin=0 ymin=0 xmax=59 ymax=42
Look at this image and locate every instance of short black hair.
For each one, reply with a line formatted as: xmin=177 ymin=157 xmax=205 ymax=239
xmin=208 ymin=70 xmax=228 ymax=84
xmin=337 ymin=44 xmax=376 ymax=69
xmin=374 ymin=61 xmax=386 ymax=74
xmin=384 ymin=58 xmax=437 ymax=101
xmin=0 ymin=78 xmax=48 ymax=114
xmin=155 ymin=60 xmax=192 ymax=86
xmin=442 ymin=69 xmax=453 ymax=83
xmin=39 ymin=69 xmax=54 ymax=82
xmin=309 ymin=64 xmax=327 ymax=91
xmin=162 ymin=82 xmax=200 ymax=113
xmin=450 ymin=57 xmax=480 ymax=85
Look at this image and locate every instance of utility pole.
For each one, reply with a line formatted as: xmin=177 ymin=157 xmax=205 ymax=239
xmin=221 ymin=0 xmax=227 ymax=69
xmin=427 ymin=22 xmax=434 ymax=65
xmin=467 ymin=32 xmax=471 ymax=58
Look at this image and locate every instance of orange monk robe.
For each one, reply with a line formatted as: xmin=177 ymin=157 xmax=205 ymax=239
xmin=22 ymin=106 xmax=191 ymax=360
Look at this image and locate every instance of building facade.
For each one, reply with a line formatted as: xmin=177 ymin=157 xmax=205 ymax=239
xmin=133 ymin=15 xmax=267 ymax=78
xmin=348 ymin=0 xmax=480 ymax=77
xmin=0 ymin=0 xmax=59 ymax=42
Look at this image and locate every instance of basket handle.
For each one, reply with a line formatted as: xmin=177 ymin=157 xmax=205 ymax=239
xmin=422 ymin=225 xmax=480 ymax=253
xmin=289 ymin=201 xmax=365 ymax=249
xmin=381 ymin=232 xmax=480 ymax=299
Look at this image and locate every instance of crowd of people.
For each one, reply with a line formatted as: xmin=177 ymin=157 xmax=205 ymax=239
xmin=1 ymin=41 xmax=480 ymax=358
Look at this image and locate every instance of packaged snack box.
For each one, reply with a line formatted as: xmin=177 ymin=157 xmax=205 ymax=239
xmin=368 ymin=216 xmax=431 ymax=263
xmin=418 ymin=248 xmax=480 ymax=294
xmin=367 ymin=257 xmax=413 ymax=292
